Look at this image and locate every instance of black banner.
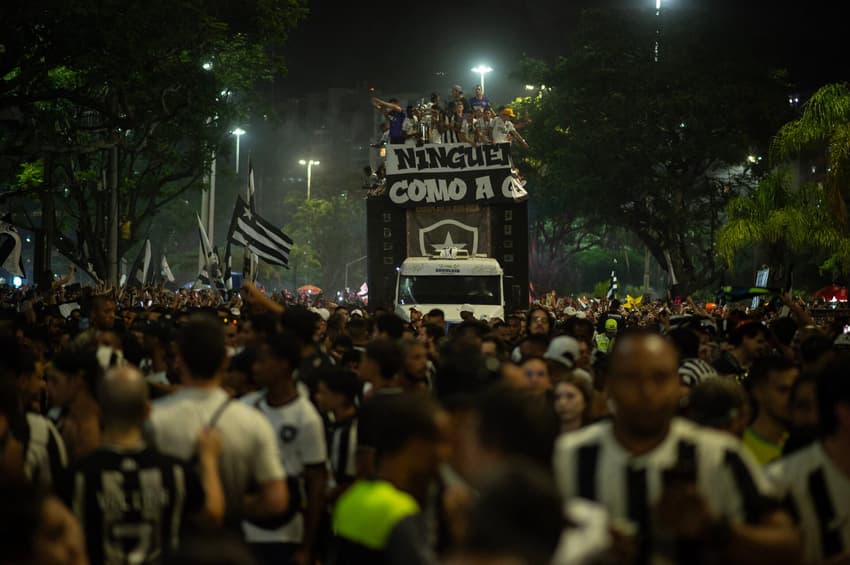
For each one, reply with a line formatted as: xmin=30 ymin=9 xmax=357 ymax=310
xmin=385 ymin=142 xmax=526 ymax=207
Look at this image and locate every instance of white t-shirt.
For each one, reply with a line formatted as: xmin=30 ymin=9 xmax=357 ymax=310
xmin=491 ymin=117 xmax=517 ymax=143
xmin=402 ymin=117 xmax=418 ymax=146
xmin=150 ymin=387 xmax=285 ymax=521
xmin=768 ymin=442 xmax=850 ymax=563
xmin=240 ymin=391 xmax=328 ymax=543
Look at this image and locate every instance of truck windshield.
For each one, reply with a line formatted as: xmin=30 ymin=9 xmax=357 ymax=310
xmin=398 ymin=275 xmax=501 ymax=306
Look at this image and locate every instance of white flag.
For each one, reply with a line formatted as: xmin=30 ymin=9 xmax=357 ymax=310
xmin=137 ymin=239 xmax=152 ymax=285
xmin=161 ymin=254 xmax=175 ymax=282
xmin=0 ymin=219 xmax=25 ymax=277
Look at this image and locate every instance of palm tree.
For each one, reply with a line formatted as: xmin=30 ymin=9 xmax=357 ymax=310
xmin=717 ymin=167 xmax=846 ymax=278
xmin=771 ymin=83 xmax=850 ymax=227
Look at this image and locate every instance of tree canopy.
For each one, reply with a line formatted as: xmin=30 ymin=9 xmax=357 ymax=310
xmin=0 ymin=0 xmax=307 ymax=284
xmin=517 ymin=7 xmax=792 ymax=295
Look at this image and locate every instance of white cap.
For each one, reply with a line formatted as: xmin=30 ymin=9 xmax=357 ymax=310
xmin=543 ymin=335 xmax=580 ymax=369
xmin=310 ymin=307 xmax=330 ymax=321
xmin=575 ymin=312 xmax=587 ymax=319
xmin=351 ymin=309 xmax=364 ymax=317
xmin=564 ymin=306 xmax=577 ymax=317
xmin=460 ymin=303 xmax=475 ymax=313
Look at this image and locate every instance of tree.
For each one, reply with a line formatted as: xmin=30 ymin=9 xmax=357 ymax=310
xmin=717 ymin=167 xmax=843 ymax=280
xmin=284 ymin=194 xmax=367 ymax=293
xmin=516 ymin=7 xmax=792 ymax=295
xmin=0 ymin=0 xmax=307 ymax=285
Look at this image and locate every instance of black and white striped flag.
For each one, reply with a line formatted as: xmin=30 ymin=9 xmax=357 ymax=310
xmin=197 ymin=214 xmax=226 ymax=290
xmin=243 ymin=161 xmax=259 ymax=282
xmin=227 ymin=196 xmax=292 ymax=268
xmin=606 ymin=269 xmax=618 ymax=301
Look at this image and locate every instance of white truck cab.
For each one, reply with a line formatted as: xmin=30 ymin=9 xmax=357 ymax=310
xmin=395 ymin=249 xmax=504 ymax=323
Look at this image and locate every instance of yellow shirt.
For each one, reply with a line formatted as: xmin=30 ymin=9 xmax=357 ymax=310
xmin=742 ymin=427 xmax=787 ymax=465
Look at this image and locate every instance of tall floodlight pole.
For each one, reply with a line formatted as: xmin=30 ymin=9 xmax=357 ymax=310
xmin=471 ymin=65 xmax=493 ymax=92
xmin=298 ymin=159 xmax=320 ymax=200
xmin=232 ymin=128 xmax=246 ymax=173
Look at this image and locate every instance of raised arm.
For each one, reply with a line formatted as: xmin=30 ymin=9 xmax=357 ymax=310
xmin=372 ymin=97 xmax=402 ymax=113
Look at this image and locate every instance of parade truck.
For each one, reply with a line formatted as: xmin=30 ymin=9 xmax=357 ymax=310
xmin=395 ymin=250 xmax=504 ymax=323
xmin=366 ymin=141 xmax=529 ymax=322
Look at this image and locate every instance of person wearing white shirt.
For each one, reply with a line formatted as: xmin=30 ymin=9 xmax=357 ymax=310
xmin=241 ymin=330 xmax=328 ymax=565
xmin=491 ymin=106 xmax=528 ymax=147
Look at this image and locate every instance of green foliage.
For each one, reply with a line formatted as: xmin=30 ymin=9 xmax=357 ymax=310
xmin=283 ymin=193 xmax=367 ymax=292
xmin=16 ymin=160 xmax=43 ymax=189
xmin=0 ymin=0 xmax=307 ymax=281
xmin=771 ymin=83 xmax=850 ymax=227
xmin=516 ymin=7 xmax=791 ymax=294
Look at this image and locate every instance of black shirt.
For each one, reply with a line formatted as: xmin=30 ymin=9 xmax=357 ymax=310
xmin=59 ymin=446 xmax=204 ymax=565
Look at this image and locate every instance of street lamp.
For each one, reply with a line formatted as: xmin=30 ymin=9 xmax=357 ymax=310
xmin=298 ymin=159 xmax=320 ymax=199
xmin=471 ymin=64 xmax=493 ymax=92
xmin=232 ymin=128 xmax=246 ymax=173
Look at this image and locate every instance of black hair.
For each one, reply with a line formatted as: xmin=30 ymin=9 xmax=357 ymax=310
xmin=668 ymin=327 xmax=701 ymax=359
xmin=376 ymin=313 xmax=405 ymax=340
xmin=264 ymin=328 xmax=301 ymax=368
xmin=365 ymin=337 xmax=403 ymax=381
xmin=177 ymin=313 xmax=226 ymax=380
xmin=52 ymin=346 xmax=103 ymax=393
xmin=248 ymin=311 xmax=280 ymax=339
xmin=317 ymin=366 xmax=362 ymax=403
xmin=424 ymin=323 xmax=445 ymax=341
xmin=434 ymin=336 xmax=500 ymax=404
xmin=800 ymin=334 xmax=834 ymax=364
xmin=474 ymin=385 xmax=558 ymax=469
xmin=748 ymin=355 xmax=796 ymax=388
xmin=816 ymin=352 xmax=850 ymax=436
xmin=346 ymin=318 xmax=370 ymax=343
xmin=729 ymin=321 xmax=769 ymax=346
xmin=371 ymin=393 xmax=439 ymax=456
xmin=280 ymin=306 xmax=320 ymax=345
xmin=229 ymin=347 xmax=257 ymax=375
xmin=686 ymin=378 xmax=747 ymax=429
xmin=463 ymin=461 xmax=565 ymax=565
xmin=770 ymin=317 xmax=798 ymax=347
xmin=426 ymin=308 xmax=445 ymax=319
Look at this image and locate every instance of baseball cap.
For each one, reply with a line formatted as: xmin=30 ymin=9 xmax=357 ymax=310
xmin=452 ymin=84 xmax=463 ymax=93
xmin=460 ymin=303 xmax=475 ymax=313
xmin=500 ymin=107 xmax=516 ymax=118
xmin=564 ymin=306 xmax=577 ymax=317
xmin=351 ymin=309 xmax=364 ymax=318
xmin=575 ymin=312 xmax=587 ymax=319
xmin=605 ymin=318 xmax=618 ymax=331
xmin=544 ymin=335 xmax=580 ymax=369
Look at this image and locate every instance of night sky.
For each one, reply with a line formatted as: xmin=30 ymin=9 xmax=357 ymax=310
xmin=279 ymin=0 xmax=847 ymax=102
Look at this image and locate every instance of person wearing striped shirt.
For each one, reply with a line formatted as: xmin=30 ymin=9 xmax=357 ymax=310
xmin=61 ymin=365 xmax=223 ymax=565
xmin=767 ymin=354 xmax=850 ymax=564
xmin=554 ymin=331 xmax=801 ymax=565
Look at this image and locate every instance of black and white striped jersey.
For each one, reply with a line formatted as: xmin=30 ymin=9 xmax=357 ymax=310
xmin=328 ymin=418 xmax=357 ymax=488
xmin=768 ymin=441 xmax=850 ymax=564
xmin=60 ymin=446 xmax=203 ymax=565
xmin=554 ymin=418 xmax=777 ymax=565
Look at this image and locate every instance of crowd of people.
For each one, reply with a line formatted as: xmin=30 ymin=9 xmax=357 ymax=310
xmin=1 ymin=277 xmax=849 ymax=565
xmin=372 ymin=84 xmax=528 ymax=149
xmin=363 ymin=83 xmax=529 ymax=196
